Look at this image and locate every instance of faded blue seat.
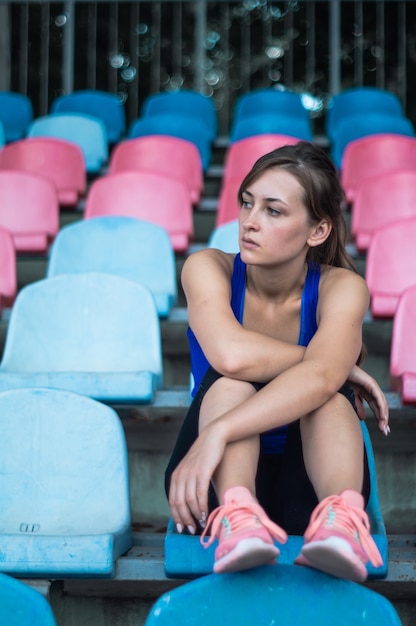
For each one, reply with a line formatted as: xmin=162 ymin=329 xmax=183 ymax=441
xmin=0 ymin=573 xmax=57 ymax=625
xmin=208 ymin=219 xmax=239 ymax=253
xmin=0 ymin=387 xmax=132 ymax=577
xmin=128 ymin=115 xmax=212 ymax=171
xmin=50 ymin=89 xmax=126 ymax=144
xmin=164 ymin=422 xmax=388 ymax=580
xmin=27 ymin=112 xmax=108 ymax=173
xmin=146 ymin=564 xmax=402 ymax=625
xmin=47 ymin=216 xmax=177 ymax=318
xmin=141 ymin=90 xmax=218 ymax=142
xmin=331 ymin=113 xmax=415 ymax=169
xmin=230 ymin=112 xmax=313 ymax=143
xmin=0 ymin=91 xmax=33 ymax=142
xmin=0 ymin=273 xmax=162 ymax=403
xmin=326 ymin=87 xmax=404 ymax=143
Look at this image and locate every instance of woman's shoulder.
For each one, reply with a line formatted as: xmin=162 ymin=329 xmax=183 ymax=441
xmin=318 ymin=264 xmax=369 ymax=305
xmin=181 ymin=248 xmax=236 ymax=286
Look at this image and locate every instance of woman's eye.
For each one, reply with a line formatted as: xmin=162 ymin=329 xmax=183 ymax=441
xmin=268 ymin=207 xmax=280 ymax=216
xmin=241 ymin=199 xmax=252 ymax=209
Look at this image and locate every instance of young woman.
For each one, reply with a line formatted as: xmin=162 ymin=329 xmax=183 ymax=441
xmin=165 ymin=141 xmax=390 ymax=582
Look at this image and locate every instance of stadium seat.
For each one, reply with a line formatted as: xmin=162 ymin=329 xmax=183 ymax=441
xmin=84 ymin=171 xmax=193 ymax=253
xmin=0 ymin=170 xmax=59 ymax=253
xmin=128 ymin=115 xmax=212 ymax=171
xmin=0 ymin=91 xmax=33 ymax=142
xmin=390 ymin=285 xmax=416 ymax=404
xmin=216 ymin=178 xmax=242 ymax=226
xmin=146 ymin=564 xmax=400 ymax=626
xmin=0 ymin=120 xmax=5 ymax=148
xmin=27 ymin=113 xmax=108 ymax=174
xmin=232 ymin=88 xmax=310 ymax=121
xmin=330 ymin=114 xmax=415 ymax=170
xmin=230 ymin=112 xmax=313 ymax=143
xmin=325 ymin=87 xmax=404 ymax=143
xmin=0 ymin=136 xmax=87 ymax=207
xmin=208 ymin=219 xmax=239 ymax=253
xmin=50 ymin=89 xmax=126 ymax=144
xmin=341 ymin=134 xmax=416 ymax=204
xmin=365 ymin=217 xmax=416 ymax=318
xmin=351 ymin=169 xmax=416 ymax=253
xmin=222 ymin=133 xmax=300 ymax=185
xmin=0 ymin=387 xmax=132 ymax=577
xmin=164 ymin=421 xmax=388 ymax=580
xmin=0 ymin=572 xmax=57 ymax=625
xmin=141 ymin=90 xmax=218 ymax=141
xmin=109 ymin=135 xmax=203 ymax=205
xmin=47 ymin=216 xmax=177 ymax=318
xmin=0 ymin=225 xmax=17 ymax=316
xmin=0 ymin=273 xmax=163 ymax=403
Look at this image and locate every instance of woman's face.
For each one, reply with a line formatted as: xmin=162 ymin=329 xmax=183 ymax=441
xmin=238 ymin=167 xmax=317 ymax=266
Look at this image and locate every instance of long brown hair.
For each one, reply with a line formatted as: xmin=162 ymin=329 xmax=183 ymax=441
xmin=238 ymin=141 xmax=356 ymax=272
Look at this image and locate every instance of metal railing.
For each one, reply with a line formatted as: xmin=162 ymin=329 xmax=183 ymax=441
xmin=0 ymin=1 xmax=414 ymax=135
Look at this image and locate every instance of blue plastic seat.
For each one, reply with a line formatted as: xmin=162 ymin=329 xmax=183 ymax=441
xmin=230 ymin=112 xmax=313 ymax=143
xmin=47 ymin=216 xmax=177 ymax=318
xmin=164 ymin=422 xmax=388 ymax=580
xmin=128 ymin=116 xmax=212 ymax=171
xmin=231 ymin=88 xmax=310 ymax=129
xmin=0 ymin=120 xmax=5 ymax=148
xmin=141 ymin=90 xmax=218 ymax=142
xmin=0 ymin=273 xmax=163 ymax=403
xmin=0 ymin=572 xmax=57 ymax=625
xmin=146 ymin=564 xmax=402 ymax=626
xmin=331 ymin=114 xmax=415 ymax=170
xmin=326 ymin=87 xmax=404 ymax=142
xmin=208 ymin=219 xmax=239 ymax=253
xmin=27 ymin=112 xmax=108 ymax=173
xmin=0 ymin=91 xmax=33 ymax=142
xmin=0 ymin=387 xmax=132 ymax=577
xmin=50 ymin=89 xmax=126 ymax=144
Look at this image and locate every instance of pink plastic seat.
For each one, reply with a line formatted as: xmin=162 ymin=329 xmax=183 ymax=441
xmin=0 ymin=170 xmax=59 ymax=253
xmin=216 ymin=179 xmax=241 ymax=227
xmin=84 ymin=171 xmax=193 ymax=253
xmin=0 ymin=226 xmax=17 ymax=316
xmin=352 ymin=169 xmax=416 ymax=253
xmin=341 ymin=134 xmax=416 ymax=204
xmin=222 ymin=134 xmax=300 ymax=186
xmin=365 ymin=217 xmax=416 ymax=318
xmin=108 ymin=135 xmax=203 ymax=205
xmin=390 ymin=285 xmax=416 ymax=404
xmin=0 ymin=137 xmax=86 ymax=207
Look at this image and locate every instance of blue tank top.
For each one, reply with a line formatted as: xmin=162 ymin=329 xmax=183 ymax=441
xmin=187 ymin=253 xmax=321 ymax=454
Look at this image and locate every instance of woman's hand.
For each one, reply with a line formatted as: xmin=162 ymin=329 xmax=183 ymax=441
xmin=348 ymin=365 xmax=390 ymax=436
xmin=168 ymin=422 xmax=226 ymax=535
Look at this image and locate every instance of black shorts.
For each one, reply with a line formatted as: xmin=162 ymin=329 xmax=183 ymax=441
xmin=165 ymin=367 xmax=370 ymax=535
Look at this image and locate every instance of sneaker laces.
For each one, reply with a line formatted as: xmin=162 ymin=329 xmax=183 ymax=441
xmin=200 ymin=500 xmax=288 ymax=549
xmin=304 ymin=495 xmax=383 ymax=568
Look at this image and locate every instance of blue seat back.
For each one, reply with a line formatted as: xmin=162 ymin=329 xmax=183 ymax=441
xmin=0 ymin=92 xmax=33 ymax=142
xmin=47 ymin=216 xmax=177 ymax=318
xmin=146 ymin=564 xmax=402 ymax=626
xmin=233 ymin=88 xmax=309 ymax=122
xmin=0 ymin=573 xmax=57 ymax=625
xmin=230 ymin=112 xmax=313 ymax=143
xmin=0 ymin=387 xmax=132 ymax=577
xmin=208 ymin=219 xmax=239 ymax=253
xmin=50 ymin=89 xmax=126 ymax=144
xmin=27 ymin=113 xmax=108 ymax=173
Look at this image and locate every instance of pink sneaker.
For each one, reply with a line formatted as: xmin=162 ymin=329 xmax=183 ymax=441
xmin=295 ymin=489 xmax=384 ymax=582
xmin=200 ymin=486 xmax=288 ymax=574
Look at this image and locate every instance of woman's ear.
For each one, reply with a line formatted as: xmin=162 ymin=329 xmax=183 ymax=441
xmin=307 ymin=220 xmax=332 ymax=248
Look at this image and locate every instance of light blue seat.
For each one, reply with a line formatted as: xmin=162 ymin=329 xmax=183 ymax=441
xmin=326 ymin=87 xmax=404 ymax=142
xmin=27 ymin=112 xmax=108 ymax=173
xmin=50 ymin=89 xmax=126 ymax=144
xmin=208 ymin=219 xmax=239 ymax=253
xmin=331 ymin=113 xmax=415 ymax=169
xmin=0 ymin=573 xmax=57 ymax=625
xmin=47 ymin=216 xmax=177 ymax=318
xmin=230 ymin=112 xmax=313 ymax=143
xmin=164 ymin=422 xmax=388 ymax=580
xmin=0 ymin=387 xmax=132 ymax=577
xmin=0 ymin=91 xmax=33 ymax=142
xmin=128 ymin=115 xmax=212 ymax=171
xmin=146 ymin=564 xmax=402 ymax=626
xmin=0 ymin=273 xmax=162 ymax=403
xmin=141 ymin=90 xmax=218 ymax=142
